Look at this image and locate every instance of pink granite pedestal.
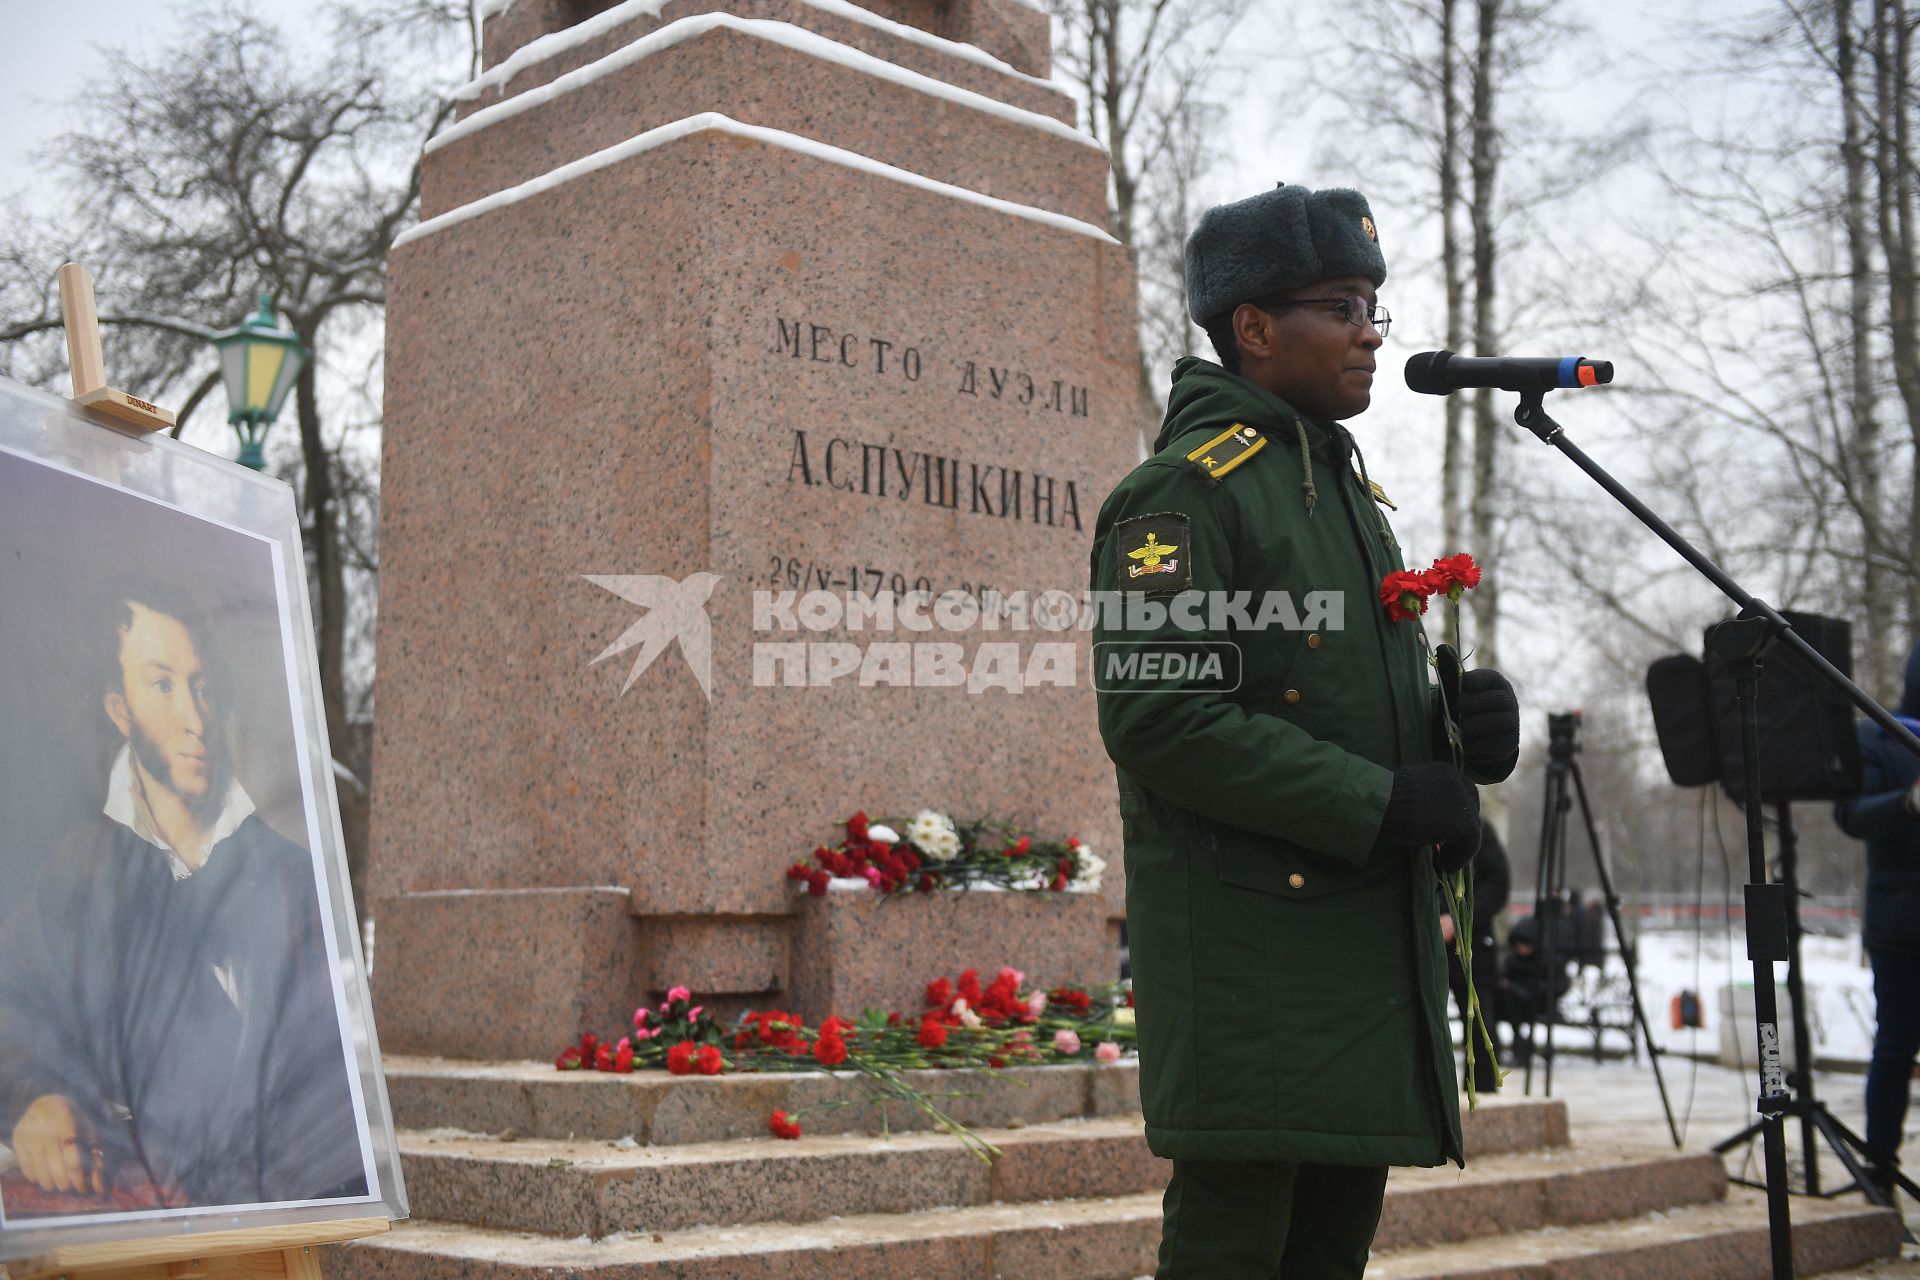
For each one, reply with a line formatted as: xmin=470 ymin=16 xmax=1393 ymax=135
xmin=371 ymin=0 xmax=1139 ymax=1055
xmin=787 ymin=890 xmax=1118 ymax=1022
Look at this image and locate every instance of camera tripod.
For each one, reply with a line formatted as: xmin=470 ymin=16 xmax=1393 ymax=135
xmin=1712 ymin=801 xmax=1920 ymax=1227
xmin=1519 ymin=710 xmax=1681 ymax=1147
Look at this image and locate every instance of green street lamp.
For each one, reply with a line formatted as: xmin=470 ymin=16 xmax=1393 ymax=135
xmin=211 ymin=296 xmax=308 ymax=470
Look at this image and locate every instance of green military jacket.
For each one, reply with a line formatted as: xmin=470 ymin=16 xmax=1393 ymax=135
xmin=1091 ymin=356 xmax=1463 ymax=1168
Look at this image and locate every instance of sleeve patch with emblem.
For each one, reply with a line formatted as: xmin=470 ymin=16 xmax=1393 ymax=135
xmin=1115 ymin=512 xmax=1192 ymax=593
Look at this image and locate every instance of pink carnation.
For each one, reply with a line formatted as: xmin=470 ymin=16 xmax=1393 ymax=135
xmin=1094 ymin=1041 xmax=1121 ymax=1063
xmin=1053 ymin=1029 xmax=1081 ymax=1055
xmin=667 ymin=985 xmax=692 ymax=1003
xmin=1026 ymin=990 xmax=1048 ymax=1017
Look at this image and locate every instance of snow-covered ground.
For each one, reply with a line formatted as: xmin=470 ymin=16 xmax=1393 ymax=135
xmin=1453 ymin=924 xmax=1920 ymax=1206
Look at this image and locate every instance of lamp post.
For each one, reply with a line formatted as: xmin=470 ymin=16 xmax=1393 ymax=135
xmin=211 ymin=296 xmax=308 ymax=470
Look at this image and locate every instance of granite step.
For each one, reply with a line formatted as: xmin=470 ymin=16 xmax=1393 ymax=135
xmin=382 ymin=1056 xmax=1569 ymax=1153
xmin=1366 ymin=1187 xmax=1904 ymax=1279
xmin=397 ymin=1112 xmax=1706 ymax=1243
xmin=421 ymin=17 xmax=1111 ymax=224
xmin=322 ymin=1186 xmax=1900 ymax=1280
xmin=382 ymin=1055 xmax=1142 ymax=1144
xmin=463 ymin=0 xmax=1075 ymax=125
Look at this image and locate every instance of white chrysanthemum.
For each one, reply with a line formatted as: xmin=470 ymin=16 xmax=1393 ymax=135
xmin=1073 ymin=848 xmax=1107 ymax=892
xmin=906 ymin=809 xmax=960 ymax=862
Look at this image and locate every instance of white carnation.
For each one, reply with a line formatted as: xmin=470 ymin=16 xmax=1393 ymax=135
xmin=1073 ymin=847 xmax=1107 ymax=892
xmin=906 ymin=809 xmax=960 ymax=862
xmin=867 ymin=823 xmax=900 ymax=845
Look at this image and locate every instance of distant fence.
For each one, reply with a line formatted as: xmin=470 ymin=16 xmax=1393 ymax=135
xmin=1508 ymin=894 xmax=1861 ymax=936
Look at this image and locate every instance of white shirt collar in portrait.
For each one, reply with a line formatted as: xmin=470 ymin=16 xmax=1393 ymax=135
xmin=102 ymin=744 xmax=256 ymax=880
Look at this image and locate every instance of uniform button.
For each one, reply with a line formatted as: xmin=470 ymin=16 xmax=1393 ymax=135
xmin=1283 ymin=688 xmax=1302 ymax=705
xmin=1307 ymin=633 xmax=1322 ymax=649
xmin=1288 ymin=873 xmax=1306 ymax=889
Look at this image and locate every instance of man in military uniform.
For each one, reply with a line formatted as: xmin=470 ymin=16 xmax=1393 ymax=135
xmin=1090 ymin=184 xmax=1521 ymax=1277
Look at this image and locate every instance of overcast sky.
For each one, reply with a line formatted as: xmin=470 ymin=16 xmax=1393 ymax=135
xmin=0 ymin=0 xmax=1787 ymax=705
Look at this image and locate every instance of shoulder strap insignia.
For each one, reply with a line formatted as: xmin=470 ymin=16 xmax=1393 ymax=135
xmin=1184 ymin=423 xmax=1267 ymax=481
xmin=1369 ymin=479 xmax=1398 ymax=510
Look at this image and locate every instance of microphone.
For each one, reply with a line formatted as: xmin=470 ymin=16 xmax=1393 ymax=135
xmin=1404 ymin=350 xmax=1614 ymax=395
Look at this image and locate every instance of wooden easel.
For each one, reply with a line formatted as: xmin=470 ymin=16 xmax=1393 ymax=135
xmin=8 ymin=1215 xmax=389 ymax=1280
xmin=56 ymin=263 xmax=174 ymax=433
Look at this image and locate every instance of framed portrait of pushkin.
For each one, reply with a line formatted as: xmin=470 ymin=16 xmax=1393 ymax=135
xmin=0 ymin=375 xmax=407 ymax=1260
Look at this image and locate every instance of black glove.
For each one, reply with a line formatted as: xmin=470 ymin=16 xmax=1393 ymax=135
xmin=1378 ymin=762 xmax=1480 ymax=854
xmin=1457 ymin=667 xmax=1520 ymax=783
xmin=1433 ymin=822 xmax=1483 ymax=873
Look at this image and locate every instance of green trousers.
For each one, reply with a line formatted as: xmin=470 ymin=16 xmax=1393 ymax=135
xmin=1155 ymin=1160 xmax=1390 ymax=1278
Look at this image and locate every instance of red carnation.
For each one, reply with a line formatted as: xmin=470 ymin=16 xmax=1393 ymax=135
xmin=847 ymin=811 xmax=870 ymax=841
xmin=785 ymin=863 xmax=810 ymax=881
xmin=613 ymin=1040 xmax=635 ymax=1073
xmin=1379 ymin=569 xmax=1433 ymax=623
xmin=917 ymin=1019 xmax=948 ymax=1049
xmin=594 ymin=1043 xmax=614 ymax=1071
xmin=695 ymin=1044 xmax=724 ymax=1075
xmin=926 ymin=977 xmax=953 ymax=1009
xmin=1425 ymin=553 xmax=1482 ymax=601
xmin=814 ymin=1034 xmax=848 ymax=1068
xmin=958 ymin=969 xmax=983 ymax=1004
xmin=1050 ymin=872 xmax=1069 ymax=891
xmin=1005 ymin=835 xmax=1031 ymax=857
xmin=769 ymin=1108 xmax=803 ymax=1140
xmin=806 ymin=869 xmax=831 ymax=896
xmin=667 ymin=1041 xmax=696 ymax=1075
xmin=555 ymin=1046 xmax=584 ymax=1071
xmin=917 ymin=872 xmax=938 ymax=892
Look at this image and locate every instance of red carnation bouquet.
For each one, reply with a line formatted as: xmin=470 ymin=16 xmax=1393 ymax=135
xmin=554 ymin=968 xmax=1136 ymax=1159
xmin=785 ymin=811 xmax=1104 ymax=897
xmin=1379 ymin=553 xmax=1504 ymax=1105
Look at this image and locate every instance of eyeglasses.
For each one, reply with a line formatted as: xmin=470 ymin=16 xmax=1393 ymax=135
xmin=1259 ymin=293 xmax=1390 ymax=337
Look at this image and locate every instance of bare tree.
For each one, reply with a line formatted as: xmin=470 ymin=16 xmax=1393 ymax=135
xmin=0 ymin=0 xmax=474 ymax=913
xmin=1046 ymin=0 xmax=1252 ymax=442
xmin=1585 ymin=0 xmax=1919 ymax=703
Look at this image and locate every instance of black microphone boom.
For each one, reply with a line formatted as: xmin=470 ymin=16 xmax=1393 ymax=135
xmin=1405 ymin=349 xmax=1614 ymax=395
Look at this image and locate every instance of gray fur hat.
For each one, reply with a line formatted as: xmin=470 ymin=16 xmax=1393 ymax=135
xmin=1185 ymin=184 xmax=1386 ymax=325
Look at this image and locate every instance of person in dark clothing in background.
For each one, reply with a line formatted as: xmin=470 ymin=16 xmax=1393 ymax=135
xmin=1836 ymin=639 xmax=1920 ymax=1186
xmin=1498 ymin=915 xmax=1572 ymax=1067
xmin=1440 ymin=819 xmax=1509 ymax=1092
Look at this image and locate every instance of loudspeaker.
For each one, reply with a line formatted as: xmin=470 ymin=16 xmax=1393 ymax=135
xmin=1645 ymin=611 xmax=1864 ymax=801
xmin=1646 ymin=654 xmax=1720 ymax=786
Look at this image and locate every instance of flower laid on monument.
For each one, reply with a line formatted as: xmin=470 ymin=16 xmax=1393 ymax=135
xmin=786 ymin=811 xmax=1104 ymax=896
xmin=554 ymin=968 xmax=1137 ymax=1158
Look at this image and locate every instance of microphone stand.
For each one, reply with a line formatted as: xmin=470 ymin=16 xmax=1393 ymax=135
xmin=1509 ymin=389 xmax=1920 ymax=1280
